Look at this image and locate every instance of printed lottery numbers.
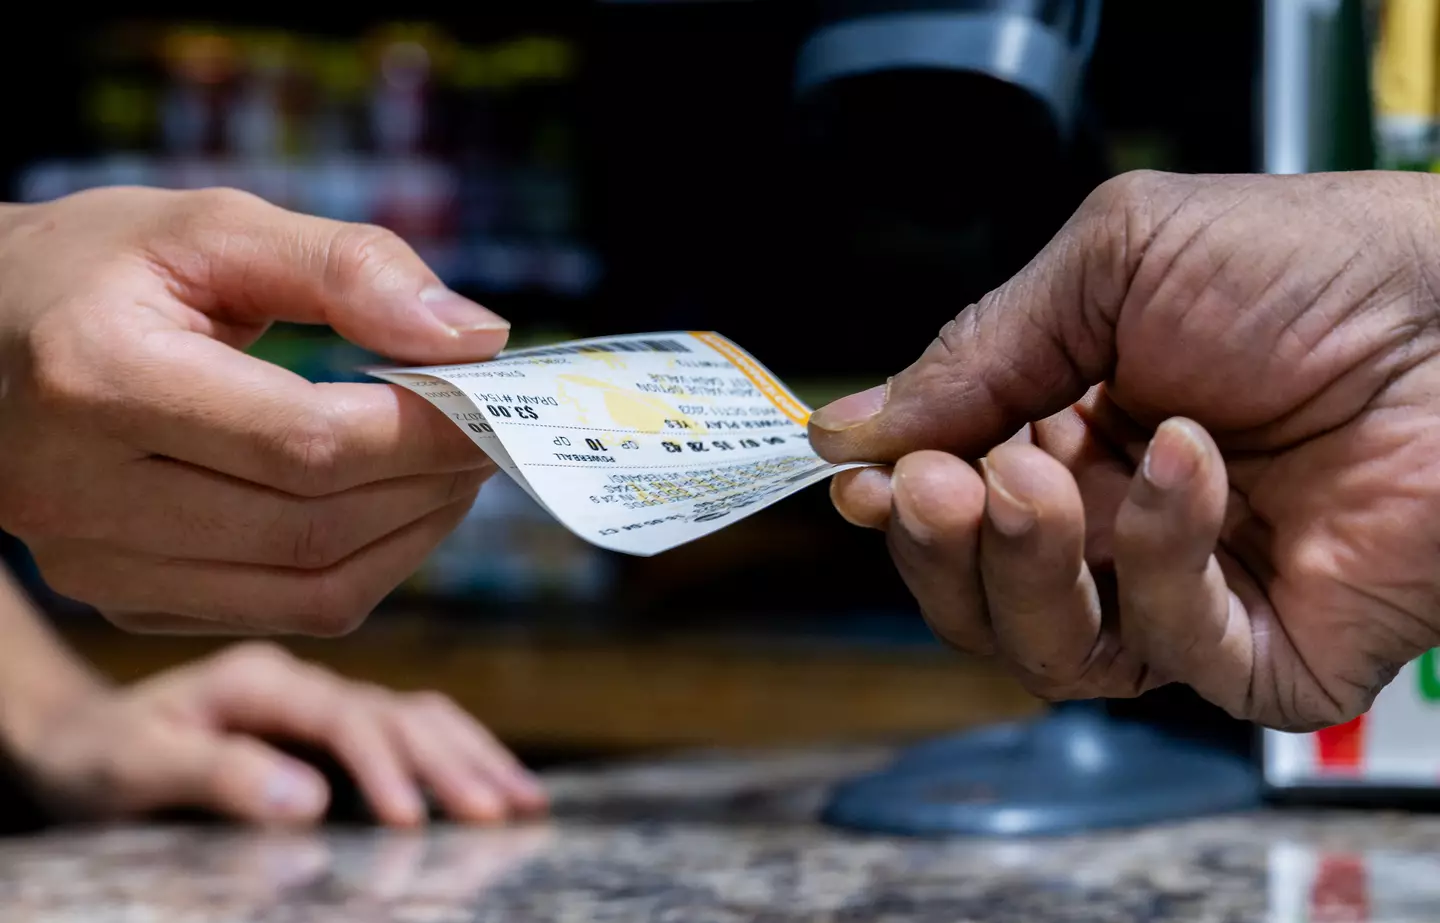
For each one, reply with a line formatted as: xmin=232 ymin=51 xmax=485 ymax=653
xmin=663 ymin=437 xmax=786 ymax=453
xmin=681 ymin=440 xmax=740 ymax=452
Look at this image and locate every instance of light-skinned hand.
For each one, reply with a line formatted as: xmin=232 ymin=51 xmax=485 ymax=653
xmin=1 ymin=641 xmax=545 ymax=826
xmin=0 ymin=187 xmax=505 ymax=634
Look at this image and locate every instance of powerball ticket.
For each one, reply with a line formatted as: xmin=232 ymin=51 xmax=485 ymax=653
xmin=370 ymin=331 xmax=872 ymax=556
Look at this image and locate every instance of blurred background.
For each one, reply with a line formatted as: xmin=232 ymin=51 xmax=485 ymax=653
xmin=0 ymin=1 xmax=1397 ymax=777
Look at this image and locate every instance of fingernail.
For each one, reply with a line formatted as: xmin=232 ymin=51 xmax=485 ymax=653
xmin=419 ymin=286 xmax=511 ymax=334
xmin=1142 ymin=419 xmax=1201 ymax=491
xmin=265 ymin=767 xmax=326 ymax=818
xmin=810 ymin=381 xmax=889 ymax=432
xmin=980 ymin=456 xmax=1036 ymax=538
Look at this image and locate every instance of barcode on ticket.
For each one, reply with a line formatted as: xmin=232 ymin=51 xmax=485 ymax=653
xmin=501 ymin=337 xmax=692 ymax=360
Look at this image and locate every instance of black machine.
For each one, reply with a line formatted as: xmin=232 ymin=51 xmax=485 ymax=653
xmin=782 ymin=0 xmax=1261 ymax=836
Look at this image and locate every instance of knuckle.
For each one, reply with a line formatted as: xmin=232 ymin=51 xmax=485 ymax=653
xmin=1009 ymin=656 xmax=1125 ymax=702
xmin=339 ymin=681 xmax=389 ymax=715
xmin=26 ymin=323 xmax=99 ymax=416
xmin=448 ymin=468 xmax=487 ymax=505
xmin=147 ymin=187 xmax=270 ymax=279
xmin=334 ymin=705 xmax=378 ymax=746
xmin=158 ymin=188 xmax=267 ymax=250
xmin=331 ymin=684 xmax=387 ymax=723
xmin=288 ymin=510 xmax=353 ymax=570
xmin=271 ymin=408 xmax=343 ymax=497
xmin=359 ymin=681 xmax=388 ymax=698
xmin=407 ymin=690 xmax=453 ymax=713
xmin=1017 ymin=647 xmax=1096 ymax=687
xmin=1017 ymin=642 xmax=1139 ymax=697
xmin=219 ymin=640 xmax=293 ymax=674
xmin=1014 ymin=670 xmax=1087 ymax=703
xmin=934 ymin=315 xmax=966 ymax=359
xmin=1080 ymin=170 xmax=1186 ymax=273
xmin=178 ymin=186 xmax=266 ymax=223
xmin=918 ymin=608 xmax=994 ymax=657
xmin=1085 ymin=169 xmax=1162 ymax=214
xmin=325 ymin=223 xmax=408 ymax=291
xmin=88 ymin=744 xmax=132 ymax=796
xmin=1030 ymin=663 xmax=1089 ymax=689
xmin=341 ymin=681 xmax=385 ymax=706
xmin=297 ymin=574 xmax=370 ymax=638
xmin=1082 ymin=172 xmax=1153 ymax=257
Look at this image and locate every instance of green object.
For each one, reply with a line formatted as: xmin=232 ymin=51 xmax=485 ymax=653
xmin=1320 ymin=0 xmax=1379 ymax=171
xmin=1419 ymin=649 xmax=1440 ymax=702
xmin=244 ymin=326 xmax=327 ymax=369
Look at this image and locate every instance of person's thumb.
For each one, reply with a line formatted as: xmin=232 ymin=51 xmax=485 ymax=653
xmin=152 ymin=189 xmax=510 ymax=365
xmin=123 ymin=722 xmax=331 ymax=825
xmin=808 ymin=173 xmax=1166 ymax=464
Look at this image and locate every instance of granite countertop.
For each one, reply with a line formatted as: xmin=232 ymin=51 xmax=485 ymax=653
xmin=2 ymin=746 xmax=1439 ymax=921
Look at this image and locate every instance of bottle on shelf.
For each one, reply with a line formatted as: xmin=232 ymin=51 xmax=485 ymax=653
xmin=1372 ymin=0 xmax=1438 ymax=170
xmin=159 ymin=27 xmax=237 ymax=159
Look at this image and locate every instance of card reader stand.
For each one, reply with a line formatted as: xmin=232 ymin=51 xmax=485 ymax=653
xmin=822 ymin=702 xmax=1262 ymax=836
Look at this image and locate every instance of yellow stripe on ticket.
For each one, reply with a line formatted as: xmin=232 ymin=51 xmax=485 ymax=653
xmin=688 ymin=331 xmax=811 ymax=426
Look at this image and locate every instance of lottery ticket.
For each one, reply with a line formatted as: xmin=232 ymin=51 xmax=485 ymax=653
xmin=369 ymin=331 xmax=874 ymax=556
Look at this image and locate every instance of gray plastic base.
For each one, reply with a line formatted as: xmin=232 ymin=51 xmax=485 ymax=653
xmin=822 ymin=705 xmax=1262 ymax=837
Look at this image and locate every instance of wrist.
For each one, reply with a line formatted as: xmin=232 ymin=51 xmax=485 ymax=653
xmin=0 ymin=660 xmax=105 ymax=761
xmin=0 ymin=576 xmax=107 ymax=759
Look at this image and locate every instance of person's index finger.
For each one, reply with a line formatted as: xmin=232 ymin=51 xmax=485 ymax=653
xmin=808 ymin=173 xmax=1183 ymax=465
xmin=107 ymin=331 xmax=489 ymax=495
xmin=302 ymin=380 xmax=492 ymax=492
xmin=143 ymin=188 xmax=511 ymax=366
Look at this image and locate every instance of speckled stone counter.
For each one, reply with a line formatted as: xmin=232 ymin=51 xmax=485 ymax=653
xmin=2 ymin=747 xmax=1438 ymax=921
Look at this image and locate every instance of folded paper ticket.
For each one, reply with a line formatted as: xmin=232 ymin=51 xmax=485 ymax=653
xmin=370 ymin=331 xmax=873 ymax=556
